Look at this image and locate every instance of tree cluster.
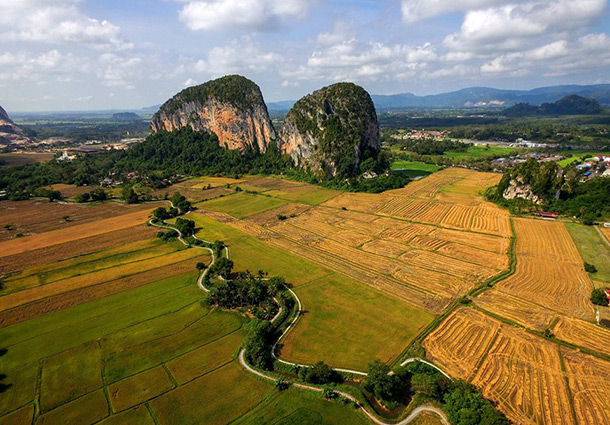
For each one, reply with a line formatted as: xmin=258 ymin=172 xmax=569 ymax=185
xmin=591 ymin=288 xmax=609 ymax=306
xmin=75 ymin=188 xmax=107 ymax=203
xmin=299 ymin=361 xmax=341 ymax=385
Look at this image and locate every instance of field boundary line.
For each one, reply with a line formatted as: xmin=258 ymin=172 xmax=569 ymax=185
xmin=557 ymin=345 xmax=580 ymax=425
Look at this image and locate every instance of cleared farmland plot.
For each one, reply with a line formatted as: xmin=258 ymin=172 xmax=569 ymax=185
xmin=0 ymin=199 xmax=155 ymax=242
xmin=472 ymin=326 xmax=575 ymax=425
xmin=423 ymin=307 xmax=501 ymax=380
xmin=474 ymin=289 xmax=556 ymax=331
xmin=553 ymin=316 xmax=610 ymax=357
xmin=0 ymin=224 xmax=157 ymax=274
xmin=562 ymin=348 xmax=610 ymax=425
xmin=0 ymin=208 xmax=154 ymax=257
xmin=496 ymin=218 xmax=594 ymax=319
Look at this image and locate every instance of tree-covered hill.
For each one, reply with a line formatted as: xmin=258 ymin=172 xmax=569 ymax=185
xmin=503 ymin=95 xmax=603 ymax=117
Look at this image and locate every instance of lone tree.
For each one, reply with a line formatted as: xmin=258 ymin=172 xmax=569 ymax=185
xmin=591 ymin=288 xmax=609 ymax=306
xmin=364 ymin=360 xmax=401 ymax=404
xmin=584 ymin=262 xmax=598 ymax=273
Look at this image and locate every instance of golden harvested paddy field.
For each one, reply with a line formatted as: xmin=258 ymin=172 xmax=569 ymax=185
xmin=562 ymin=348 xmax=610 ymax=425
xmin=553 ymin=316 xmax=610 ymax=357
xmin=195 ymin=168 xmax=512 ymax=313
xmin=471 ymin=326 xmax=575 ymax=425
xmin=423 ymin=307 xmax=500 ymax=381
xmin=495 ymin=218 xmax=594 ymax=320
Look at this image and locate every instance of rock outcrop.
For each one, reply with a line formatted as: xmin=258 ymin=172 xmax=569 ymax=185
xmin=502 ymin=177 xmax=542 ymax=204
xmin=0 ymin=105 xmax=31 ymax=146
xmin=151 ymin=75 xmax=276 ymax=152
xmin=279 ymin=82 xmax=380 ymax=177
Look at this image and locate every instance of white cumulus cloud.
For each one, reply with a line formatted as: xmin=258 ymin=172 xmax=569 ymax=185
xmin=0 ymin=0 xmax=131 ymax=50
xmin=178 ymin=0 xmax=315 ymax=31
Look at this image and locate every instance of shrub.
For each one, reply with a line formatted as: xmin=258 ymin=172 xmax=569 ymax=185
xmin=584 ymin=262 xmax=598 ymax=273
xmin=591 ymin=288 xmax=609 ymax=306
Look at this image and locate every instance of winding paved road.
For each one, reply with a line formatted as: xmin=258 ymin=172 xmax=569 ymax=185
xmin=150 ymin=209 xmax=450 ymax=425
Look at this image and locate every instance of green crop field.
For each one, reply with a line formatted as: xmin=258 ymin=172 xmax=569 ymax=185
xmin=391 ymin=160 xmax=441 ymax=177
xmin=264 ymin=187 xmax=342 ymax=205
xmin=566 ymin=223 xmax=610 ymax=283
xmin=232 ymin=388 xmax=368 ymax=425
xmin=280 ymin=273 xmax=434 ymax=370
xmin=442 ymin=145 xmax=518 ymax=160
xmin=197 ymin=192 xmax=289 ymax=219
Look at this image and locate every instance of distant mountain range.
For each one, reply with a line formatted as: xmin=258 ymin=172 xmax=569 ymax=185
xmin=266 ymin=84 xmax=610 ymax=111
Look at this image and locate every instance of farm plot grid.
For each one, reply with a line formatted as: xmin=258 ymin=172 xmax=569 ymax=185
xmin=195 ymin=169 xmax=512 ymax=313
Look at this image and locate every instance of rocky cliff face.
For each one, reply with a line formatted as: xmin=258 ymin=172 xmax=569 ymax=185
xmin=0 ymin=105 xmax=31 ymax=146
xmin=151 ymin=75 xmax=276 ymax=152
xmin=279 ymin=82 xmax=380 ymax=177
xmin=502 ymin=177 xmax=542 ymax=204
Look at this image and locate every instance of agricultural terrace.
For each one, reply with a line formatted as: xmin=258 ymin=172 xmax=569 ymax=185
xmin=196 ymin=168 xmax=512 ymax=315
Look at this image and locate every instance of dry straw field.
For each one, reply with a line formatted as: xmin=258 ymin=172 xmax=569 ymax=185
xmin=198 ymin=168 xmax=513 ymax=314
xmin=495 ymin=218 xmax=594 ymax=320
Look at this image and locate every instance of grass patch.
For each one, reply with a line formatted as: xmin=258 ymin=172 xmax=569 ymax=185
xmin=280 ymin=273 xmax=435 ymax=371
xmin=40 ymin=341 xmax=103 ymax=412
xmin=391 ymin=160 xmax=441 ymax=177
xmin=149 ymin=362 xmax=272 ymax=425
xmin=232 ymin=387 xmax=367 ymax=425
xmin=198 ymin=192 xmax=289 ymax=219
xmin=566 ymin=223 xmax=610 ymax=283
xmin=107 ymin=366 xmax=175 ymax=413
xmin=0 ymin=364 xmax=38 ymax=417
xmin=442 ymin=145 xmax=517 ymax=160
xmin=265 ymin=187 xmax=342 ymax=206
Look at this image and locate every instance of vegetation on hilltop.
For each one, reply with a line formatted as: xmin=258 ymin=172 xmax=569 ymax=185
xmin=283 ymin=82 xmax=380 ymax=177
xmin=156 ymin=75 xmax=266 ymax=116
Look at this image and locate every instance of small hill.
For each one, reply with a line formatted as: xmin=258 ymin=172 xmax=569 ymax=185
xmin=280 ymin=82 xmax=380 ymax=177
xmin=151 ymin=75 xmax=276 ymax=152
xmin=503 ymin=95 xmax=603 ymax=117
xmin=0 ymin=105 xmax=32 ymax=146
xmin=112 ymin=112 xmax=142 ymax=121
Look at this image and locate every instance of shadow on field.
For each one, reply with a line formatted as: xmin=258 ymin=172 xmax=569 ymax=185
xmin=0 ymin=373 xmax=11 ymax=394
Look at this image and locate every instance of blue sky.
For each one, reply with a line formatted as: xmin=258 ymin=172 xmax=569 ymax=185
xmin=1 ymin=0 xmax=609 ymax=111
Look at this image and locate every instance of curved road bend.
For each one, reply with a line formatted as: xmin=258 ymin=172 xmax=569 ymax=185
xmin=150 ymin=211 xmax=450 ymax=425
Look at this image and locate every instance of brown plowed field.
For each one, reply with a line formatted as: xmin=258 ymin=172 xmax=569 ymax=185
xmin=554 ymin=317 xmax=610 ymax=357
xmin=474 ymin=290 xmax=556 ymax=331
xmin=562 ymin=348 xmax=610 ymax=425
xmin=496 ymin=218 xmax=594 ymax=319
xmin=423 ymin=307 xmax=500 ymax=380
xmin=472 ymin=326 xmax=575 ymax=425
xmin=0 ymin=200 xmax=155 ymax=242
xmin=0 ymin=224 xmax=157 ymax=274
xmin=0 ymin=209 xmax=154 ymax=257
